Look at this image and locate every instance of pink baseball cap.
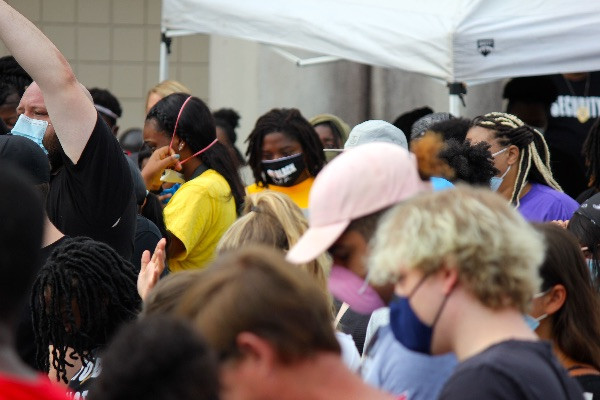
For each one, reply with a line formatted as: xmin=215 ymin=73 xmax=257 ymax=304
xmin=286 ymin=142 xmax=428 ymax=264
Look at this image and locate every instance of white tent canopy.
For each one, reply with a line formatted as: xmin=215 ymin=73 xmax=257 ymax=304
xmin=161 ymin=0 xmax=600 ymax=113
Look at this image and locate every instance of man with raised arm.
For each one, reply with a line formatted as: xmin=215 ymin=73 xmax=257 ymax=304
xmin=0 ymin=1 xmax=136 ymax=259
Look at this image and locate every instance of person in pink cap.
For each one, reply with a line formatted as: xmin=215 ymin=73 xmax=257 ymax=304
xmin=286 ymin=141 xmax=430 ymax=352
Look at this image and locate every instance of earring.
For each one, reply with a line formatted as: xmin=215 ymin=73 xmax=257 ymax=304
xmin=178 ymin=143 xmax=184 ymax=151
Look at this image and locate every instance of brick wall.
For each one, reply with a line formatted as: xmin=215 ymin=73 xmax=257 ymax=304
xmin=1 ymin=0 xmax=209 ymax=135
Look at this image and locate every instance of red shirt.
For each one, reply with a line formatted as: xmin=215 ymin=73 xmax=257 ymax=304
xmin=0 ymin=374 xmax=66 ymax=400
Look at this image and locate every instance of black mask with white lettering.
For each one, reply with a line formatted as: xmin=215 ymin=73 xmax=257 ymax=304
xmin=261 ymin=153 xmax=305 ymax=186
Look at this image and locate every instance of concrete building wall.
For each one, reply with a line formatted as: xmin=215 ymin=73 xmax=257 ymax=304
xmin=209 ymin=37 xmax=507 ymax=152
xmin=1 ymin=2 xmax=506 ymax=148
xmin=1 ymin=0 xmax=210 ymax=136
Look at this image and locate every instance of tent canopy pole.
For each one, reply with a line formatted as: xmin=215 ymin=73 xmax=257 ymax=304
xmin=159 ymin=29 xmax=172 ymax=82
xmin=448 ymin=82 xmax=466 ymax=117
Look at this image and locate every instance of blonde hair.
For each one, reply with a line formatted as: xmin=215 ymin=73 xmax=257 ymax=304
xmin=369 ymin=185 xmax=545 ymax=313
xmin=145 ymin=80 xmax=192 ymax=112
xmin=142 ymin=270 xmax=203 ymax=316
xmin=218 ymin=191 xmax=331 ymax=298
xmin=175 ymin=247 xmax=340 ymax=362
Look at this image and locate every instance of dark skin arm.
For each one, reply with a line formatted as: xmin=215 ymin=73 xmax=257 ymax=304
xmin=167 ymin=232 xmax=187 ymax=260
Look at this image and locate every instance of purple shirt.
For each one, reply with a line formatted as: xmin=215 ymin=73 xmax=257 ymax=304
xmin=518 ymin=183 xmax=578 ymax=222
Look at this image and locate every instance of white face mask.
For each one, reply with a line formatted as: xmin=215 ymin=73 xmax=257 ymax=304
xmin=489 ymin=147 xmax=511 ymax=192
xmin=160 ymin=169 xmax=185 ymax=184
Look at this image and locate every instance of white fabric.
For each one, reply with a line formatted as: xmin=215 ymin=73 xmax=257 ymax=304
xmin=162 ymin=0 xmax=600 ymax=84
xmin=335 ymin=331 xmax=361 ymax=372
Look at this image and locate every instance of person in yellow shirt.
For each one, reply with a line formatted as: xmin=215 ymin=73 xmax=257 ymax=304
xmin=141 ymin=94 xmax=245 ymax=271
xmin=245 ymin=108 xmax=326 ymax=212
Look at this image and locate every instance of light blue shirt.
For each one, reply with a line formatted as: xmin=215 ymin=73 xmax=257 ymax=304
xmin=361 ymin=324 xmax=457 ymax=400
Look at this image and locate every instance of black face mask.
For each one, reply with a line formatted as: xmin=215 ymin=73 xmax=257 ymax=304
xmin=261 ymin=153 xmax=305 ymax=186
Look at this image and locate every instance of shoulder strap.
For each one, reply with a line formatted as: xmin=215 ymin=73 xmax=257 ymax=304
xmin=334 ymin=302 xmax=350 ymax=328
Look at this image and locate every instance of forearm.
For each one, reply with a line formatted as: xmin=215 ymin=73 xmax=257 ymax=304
xmin=0 ymin=2 xmax=75 ymax=91
xmin=0 ymin=1 xmax=97 ymax=163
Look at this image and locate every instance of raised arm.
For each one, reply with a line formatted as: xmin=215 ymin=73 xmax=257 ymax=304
xmin=0 ymin=1 xmax=97 ymax=163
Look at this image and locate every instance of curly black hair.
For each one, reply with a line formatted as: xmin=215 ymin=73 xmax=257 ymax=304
xmin=31 ymin=237 xmax=140 ymax=383
xmin=439 ymin=139 xmax=499 ymax=186
xmin=88 ymin=315 xmax=219 ymax=400
xmin=429 ymin=117 xmax=471 ymax=143
xmin=0 ymin=55 xmax=32 ymax=99
xmin=246 ymin=108 xmax=325 ymax=187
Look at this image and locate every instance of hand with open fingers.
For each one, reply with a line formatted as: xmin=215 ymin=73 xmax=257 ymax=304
xmin=141 ymin=146 xmax=182 ymax=191
xmin=137 ymin=238 xmax=167 ymax=301
xmin=158 ymin=192 xmax=172 ymax=208
xmin=550 ymin=219 xmax=569 ymax=229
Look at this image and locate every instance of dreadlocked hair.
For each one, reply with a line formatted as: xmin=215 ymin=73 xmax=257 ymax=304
xmin=147 ymin=93 xmax=245 ymax=213
xmin=471 ymin=112 xmax=562 ymax=207
xmin=245 ymin=108 xmax=325 ymax=187
xmin=31 ymin=237 xmax=141 ymax=383
xmin=582 ymin=118 xmax=600 ymax=190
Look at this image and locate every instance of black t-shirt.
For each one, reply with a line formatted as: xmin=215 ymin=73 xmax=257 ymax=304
xmin=545 ymin=72 xmax=600 ymax=198
xmin=439 ymin=340 xmax=583 ymax=399
xmin=47 ymin=113 xmax=136 ymax=260
xmin=333 ymin=298 xmax=371 ymax=355
xmin=68 ymin=354 xmax=101 ymax=400
xmin=575 ymin=374 xmax=600 ymax=399
xmin=131 ymin=215 xmax=163 ymax=273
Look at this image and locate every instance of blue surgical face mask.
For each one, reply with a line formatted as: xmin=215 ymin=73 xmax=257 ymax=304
xmin=525 ymin=290 xmax=550 ymax=330
xmin=389 ymin=275 xmax=451 ymax=354
xmin=11 ymin=114 xmax=49 ymax=154
xmin=523 ymin=313 xmax=547 ymax=330
xmin=489 ymin=147 xmax=511 ymax=192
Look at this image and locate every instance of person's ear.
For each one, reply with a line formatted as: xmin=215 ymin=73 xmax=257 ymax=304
xmin=541 ymin=284 xmax=566 ymax=316
xmin=439 ymin=258 xmax=459 ymax=295
xmin=506 ymin=144 xmax=520 ymax=166
xmin=235 ymin=332 xmax=277 ymax=377
xmin=112 ymin=125 xmax=119 ymax=136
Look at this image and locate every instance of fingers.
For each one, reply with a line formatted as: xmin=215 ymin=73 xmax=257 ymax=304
xmin=158 ymin=193 xmax=172 ymax=203
xmin=168 ymin=147 xmax=183 ymax=171
xmin=140 ymin=250 xmax=151 ymax=270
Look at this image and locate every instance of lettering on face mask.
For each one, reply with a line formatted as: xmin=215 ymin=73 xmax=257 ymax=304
xmin=261 ymin=153 xmax=306 ymax=187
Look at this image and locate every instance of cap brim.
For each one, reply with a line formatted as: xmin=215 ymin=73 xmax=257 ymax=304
xmin=286 ymin=220 xmax=350 ymax=265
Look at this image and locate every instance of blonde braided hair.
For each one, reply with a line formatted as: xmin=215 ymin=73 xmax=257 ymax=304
xmin=472 ymin=112 xmax=562 ymax=207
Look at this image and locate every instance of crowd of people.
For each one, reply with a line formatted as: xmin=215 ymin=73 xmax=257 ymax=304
xmin=0 ymin=2 xmax=599 ymax=399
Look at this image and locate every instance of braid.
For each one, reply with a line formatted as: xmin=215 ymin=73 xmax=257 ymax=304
xmin=472 ymin=112 xmax=562 ymax=206
xmin=245 ymin=108 xmax=325 ymax=187
xmin=31 ymin=237 xmax=140 ymax=383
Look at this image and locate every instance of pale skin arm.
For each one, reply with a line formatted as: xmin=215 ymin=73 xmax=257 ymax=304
xmin=0 ymin=1 xmax=97 ymax=164
xmin=137 ymin=238 xmax=167 ymax=301
xmin=136 ymin=236 xmax=188 ymax=299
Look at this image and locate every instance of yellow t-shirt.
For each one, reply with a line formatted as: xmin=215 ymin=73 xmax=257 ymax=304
xmin=164 ymin=169 xmax=236 ymax=272
xmin=246 ymin=177 xmax=314 ymax=211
